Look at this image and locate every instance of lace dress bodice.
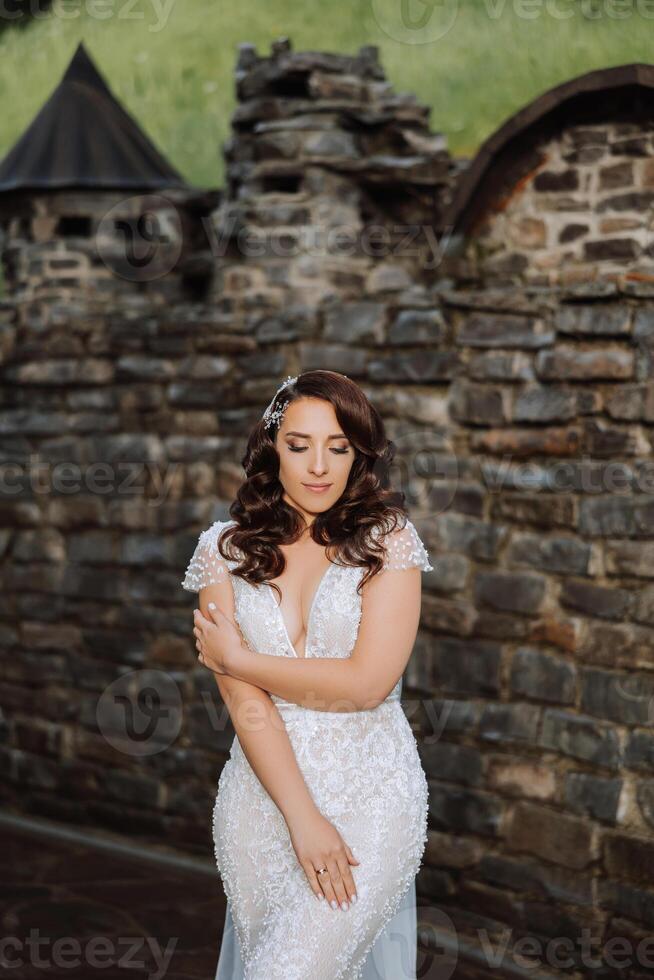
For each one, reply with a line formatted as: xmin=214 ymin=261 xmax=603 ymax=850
xmin=182 ymin=517 xmax=433 ymax=707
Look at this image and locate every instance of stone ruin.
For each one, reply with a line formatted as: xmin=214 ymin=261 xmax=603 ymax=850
xmin=1 ymin=39 xmax=654 ymax=979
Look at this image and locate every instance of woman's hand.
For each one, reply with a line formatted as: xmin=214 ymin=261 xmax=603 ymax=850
xmin=193 ymin=604 xmax=242 ymax=676
xmin=285 ymin=805 xmax=360 ymax=910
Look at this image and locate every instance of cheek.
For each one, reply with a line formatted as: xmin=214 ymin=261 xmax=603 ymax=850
xmin=279 ymin=453 xmax=304 ymax=485
xmin=335 ymin=456 xmax=355 ymax=484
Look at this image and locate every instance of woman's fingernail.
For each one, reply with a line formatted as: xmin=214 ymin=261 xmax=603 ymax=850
xmin=318 ymin=893 xmax=324 ymax=901
xmin=351 ymin=893 xmax=357 ymax=904
xmin=330 ymin=900 xmax=337 ymax=910
xmin=340 ymin=901 xmax=348 ymax=911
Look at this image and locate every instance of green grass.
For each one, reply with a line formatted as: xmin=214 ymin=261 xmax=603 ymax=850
xmin=0 ymin=0 xmax=651 ymax=188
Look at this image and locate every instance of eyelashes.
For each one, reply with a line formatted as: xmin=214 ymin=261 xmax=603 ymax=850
xmin=288 ymin=446 xmax=349 ymax=455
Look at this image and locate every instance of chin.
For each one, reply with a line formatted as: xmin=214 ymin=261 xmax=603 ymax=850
xmin=301 ymin=491 xmax=337 ymax=510
xmin=303 ymin=494 xmax=334 ymax=507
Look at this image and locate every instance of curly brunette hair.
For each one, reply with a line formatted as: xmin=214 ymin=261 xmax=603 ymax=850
xmin=217 ymin=370 xmax=408 ymax=597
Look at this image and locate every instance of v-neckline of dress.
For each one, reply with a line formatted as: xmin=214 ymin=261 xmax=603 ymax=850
xmin=266 ymin=560 xmax=336 ymax=659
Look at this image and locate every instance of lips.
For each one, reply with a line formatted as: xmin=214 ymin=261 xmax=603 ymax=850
xmin=302 ymin=483 xmax=332 ymax=493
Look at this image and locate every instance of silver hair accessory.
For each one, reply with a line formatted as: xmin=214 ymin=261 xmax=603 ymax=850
xmin=262 ymin=375 xmax=298 ymax=429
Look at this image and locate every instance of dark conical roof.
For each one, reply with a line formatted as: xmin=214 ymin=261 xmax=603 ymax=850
xmin=0 ymin=41 xmax=187 ymax=193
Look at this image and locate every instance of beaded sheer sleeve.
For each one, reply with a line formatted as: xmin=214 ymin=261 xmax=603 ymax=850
xmin=181 ymin=521 xmax=230 ymax=592
xmin=380 ymin=518 xmax=433 ymax=573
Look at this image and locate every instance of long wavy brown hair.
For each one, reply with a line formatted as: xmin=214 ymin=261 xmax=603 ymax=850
xmin=217 ymin=370 xmax=408 ymax=597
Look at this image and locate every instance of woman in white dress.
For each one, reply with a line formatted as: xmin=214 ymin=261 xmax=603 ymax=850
xmin=182 ymin=370 xmax=433 ymax=980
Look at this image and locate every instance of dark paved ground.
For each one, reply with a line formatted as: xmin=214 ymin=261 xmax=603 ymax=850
xmin=0 ymin=820 xmax=225 ymax=979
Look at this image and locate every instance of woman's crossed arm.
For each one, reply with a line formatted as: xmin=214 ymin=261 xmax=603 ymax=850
xmin=195 ymin=563 xmax=422 ymax=713
xmin=194 ymin=574 xmax=360 ymax=908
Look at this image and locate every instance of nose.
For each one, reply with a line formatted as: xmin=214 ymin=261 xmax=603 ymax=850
xmin=309 ymin=448 xmax=328 ymax=476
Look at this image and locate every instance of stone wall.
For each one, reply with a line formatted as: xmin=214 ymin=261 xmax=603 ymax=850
xmin=0 ymin=188 xmax=219 ymax=313
xmin=458 ymin=120 xmax=654 ymax=287
xmin=406 ymin=280 xmax=654 ymax=979
xmin=0 ymin=38 xmax=653 ymax=978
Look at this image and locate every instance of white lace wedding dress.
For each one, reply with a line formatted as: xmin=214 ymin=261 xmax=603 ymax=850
xmin=182 ymin=517 xmax=433 ymax=980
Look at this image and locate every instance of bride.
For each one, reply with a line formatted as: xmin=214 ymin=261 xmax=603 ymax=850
xmin=182 ymin=370 xmax=433 ymax=980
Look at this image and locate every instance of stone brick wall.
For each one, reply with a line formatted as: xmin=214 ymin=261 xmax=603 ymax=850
xmin=0 ymin=187 xmax=218 ymax=311
xmin=459 ymin=120 xmax=654 ymax=287
xmin=1 ymin=38 xmax=653 ymax=978
xmin=405 ymin=281 xmax=654 ymax=979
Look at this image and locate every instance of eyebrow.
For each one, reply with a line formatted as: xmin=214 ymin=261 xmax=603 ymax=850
xmin=284 ymin=432 xmax=348 ymax=440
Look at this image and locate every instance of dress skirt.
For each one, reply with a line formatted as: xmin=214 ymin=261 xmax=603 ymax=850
xmin=211 ymin=698 xmax=429 ymax=980
xmin=215 ymin=880 xmax=418 ymax=980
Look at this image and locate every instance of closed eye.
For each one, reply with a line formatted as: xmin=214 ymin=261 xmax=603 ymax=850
xmin=288 ymin=447 xmax=349 ymax=454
